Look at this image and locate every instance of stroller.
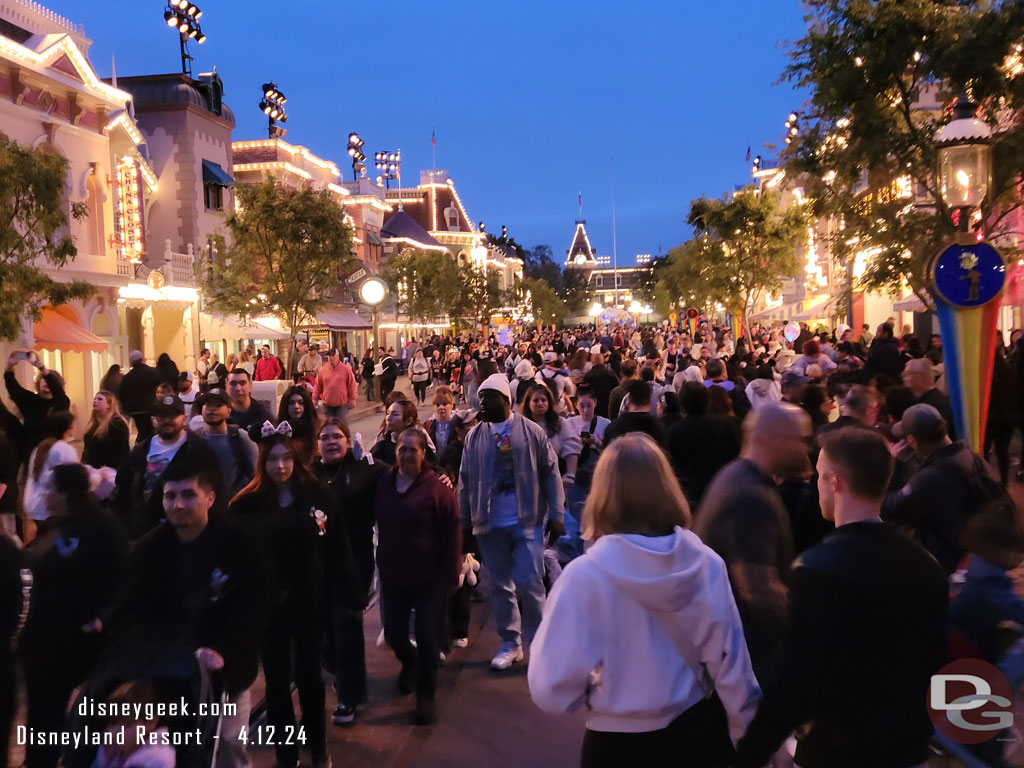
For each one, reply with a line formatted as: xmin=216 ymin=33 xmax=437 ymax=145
xmin=65 ymin=627 xmax=229 ymax=768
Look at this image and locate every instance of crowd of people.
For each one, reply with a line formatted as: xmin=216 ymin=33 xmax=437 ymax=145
xmin=1 ymin=313 xmax=1023 ymax=768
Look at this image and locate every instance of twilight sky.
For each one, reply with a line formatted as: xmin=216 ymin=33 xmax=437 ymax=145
xmin=56 ymin=0 xmax=809 ymax=265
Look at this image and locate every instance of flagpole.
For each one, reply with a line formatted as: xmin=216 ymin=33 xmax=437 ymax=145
xmin=431 ymin=123 xmax=436 ymax=170
xmin=611 ymin=159 xmax=618 ymax=308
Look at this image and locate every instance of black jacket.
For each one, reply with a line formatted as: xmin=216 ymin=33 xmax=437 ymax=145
xmin=3 ymin=370 xmax=70 ymax=453
xmin=110 ymin=513 xmax=267 ymax=697
xmin=582 ymin=365 xmax=620 ymax=420
xmin=312 ymin=455 xmax=388 ymax=607
xmin=20 ymin=503 xmax=128 ymax=653
xmin=603 ymin=411 xmax=667 ymax=447
xmin=735 ymin=522 xmax=947 ymax=768
xmin=667 ymin=414 xmax=741 ymax=507
xmin=862 ymin=336 xmax=903 ymax=382
xmin=118 ymin=362 xmax=161 ymax=415
xmin=112 ymin=432 xmax=221 ymax=539
xmin=229 ymin=484 xmax=333 ymax=613
xmin=82 ymin=416 xmax=130 ymax=470
xmin=882 ymin=441 xmax=998 ymax=572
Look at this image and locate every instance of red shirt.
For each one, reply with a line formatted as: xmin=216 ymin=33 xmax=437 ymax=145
xmin=254 ymin=355 xmax=282 ymax=381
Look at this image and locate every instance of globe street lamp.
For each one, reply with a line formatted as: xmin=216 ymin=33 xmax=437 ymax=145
xmin=935 ymin=94 xmax=993 ymax=230
xmin=588 ymin=301 xmax=603 ymax=332
xmin=359 ymin=277 xmax=388 ymax=394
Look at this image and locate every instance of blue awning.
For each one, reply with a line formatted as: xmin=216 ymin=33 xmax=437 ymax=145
xmin=202 ymin=160 xmax=233 ymax=187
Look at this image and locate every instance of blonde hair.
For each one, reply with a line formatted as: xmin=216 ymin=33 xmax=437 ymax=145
xmin=582 ymin=432 xmax=690 ymax=540
xmin=86 ymin=390 xmax=122 ymax=440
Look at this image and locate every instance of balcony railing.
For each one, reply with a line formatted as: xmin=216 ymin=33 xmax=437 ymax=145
xmin=116 ymin=239 xmax=196 ymax=286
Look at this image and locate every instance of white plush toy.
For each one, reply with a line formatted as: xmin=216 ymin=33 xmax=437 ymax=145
xmin=459 ymin=553 xmax=480 ymax=588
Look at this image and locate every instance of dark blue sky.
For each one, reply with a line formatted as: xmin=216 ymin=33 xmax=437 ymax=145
xmin=58 ymin=1 xmax=808 ymax=264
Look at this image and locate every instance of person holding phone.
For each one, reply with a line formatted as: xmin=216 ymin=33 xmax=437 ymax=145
xmin=4 ymin=350 xmax=70 ymax=459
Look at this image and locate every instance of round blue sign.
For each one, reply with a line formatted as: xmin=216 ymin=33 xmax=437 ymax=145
xmin=931 ymin=241 xmax=1005 ymax=308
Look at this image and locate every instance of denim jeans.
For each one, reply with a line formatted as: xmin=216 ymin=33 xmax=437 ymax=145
xmin=477 ymin=525 xmax=546 ymax=647
xmin=331 ymin=603 xmax=367 ymax=707
xmin=323 ymin=403 xmax=349 ymax=425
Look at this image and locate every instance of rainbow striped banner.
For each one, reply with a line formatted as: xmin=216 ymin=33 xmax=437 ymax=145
xmin=930 ymin=239 xmax=1006 ymax=452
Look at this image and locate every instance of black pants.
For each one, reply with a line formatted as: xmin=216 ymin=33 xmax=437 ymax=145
xmin=449 ymin=584 xmax=471 ymax=641
xmin=413 ymin=380 xmax=429 ymax=404
xmin=261 ymin=605 xmax=326 ymax=764
xmin=986 ymin=421 xmax=1014 ymax=486
xmin=331 ymin=603 xmax=367 ymax=707
xmin=0 ymin=650 xmax=15 ymax=768
xmin=382 ymin=585 xmax=444 ymax=702
xmin=579 ymin=696 xmax=733 ymax=768
xmin=380 ymin=377 xmax=396 ymax=402
xmin=131 ymin=412 xmax=154 ymax=442
xmin=22 ymin=640 xmax=98 ymax=768
xmin=365 ymin=375 xmax=375 ymax=401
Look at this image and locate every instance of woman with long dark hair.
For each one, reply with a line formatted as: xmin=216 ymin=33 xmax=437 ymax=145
xmin=520 ymin=384 xmax=581 ymax=493
xmin=371 ymin=399 xmax=435 ymax=466
xmin=82 ymin=391 xmax=130 ymax=470
xmin=277 ymin=385 xmax=319 ymax=461
xmin=229 ymin=429 xmax=332 ymax=768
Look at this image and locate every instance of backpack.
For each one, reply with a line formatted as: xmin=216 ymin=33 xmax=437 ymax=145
xmin=226 ymin=425 xmax=255 ymax=492
xmin=538 ymin=369 xmax=562 ymax=406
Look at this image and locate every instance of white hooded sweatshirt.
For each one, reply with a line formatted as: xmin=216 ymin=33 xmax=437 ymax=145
xmin=528 ymin=527 xmax=760 ymax=742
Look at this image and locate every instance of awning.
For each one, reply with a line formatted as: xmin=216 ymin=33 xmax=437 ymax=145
xmin=749 ymin=301 xmax=798 ymax=323
xmin=200 ymin=312 xmax=290 ymax=340
xmin=366 ymin=231 xmax=383 ymax=246
xmin=202 ymin=160 xmax=234 ymax=187
xmin=893 ymin=294 xmax=928 ymax=312
xmin=793 ymin=298 xmax=836 ymax=322
xmin=33 ymin=309 xmax=108 ymax=353
xmin=310 ymin=309 xmax=372 ymax=331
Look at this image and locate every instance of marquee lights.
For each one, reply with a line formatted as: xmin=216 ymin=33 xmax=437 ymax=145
xmin=115 ymin=156 xmax=145 ymax=264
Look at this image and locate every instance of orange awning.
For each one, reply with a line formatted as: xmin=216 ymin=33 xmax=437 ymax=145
xmin=33 ymin=309 xmax=108 ymax=354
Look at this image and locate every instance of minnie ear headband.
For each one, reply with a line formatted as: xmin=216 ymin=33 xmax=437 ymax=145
xmin=259 ymin=420 xmax=293 ymax=440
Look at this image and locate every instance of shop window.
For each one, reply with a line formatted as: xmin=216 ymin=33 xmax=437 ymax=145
xmin=204 ymin=183 xmax=223 ymax=211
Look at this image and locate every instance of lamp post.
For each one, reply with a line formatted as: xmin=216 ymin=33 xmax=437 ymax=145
xmin=347 ymin=133 xmax=366 ymax=181
xmin=163 ymin=0 xmax=205 ymax=77
xmin=588 ymin=301 xmax=603 ymax=333
xmin=259 ymin=83 xmax=287 ymax=139
xmin=929 ymin=93 xmax=1005 ymax=451
xmin=359 ymin=275 xmax=388 ymax=371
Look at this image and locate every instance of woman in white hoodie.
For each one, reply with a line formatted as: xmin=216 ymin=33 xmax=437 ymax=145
xmin=528 ymin=433 xmax=760 ymax=767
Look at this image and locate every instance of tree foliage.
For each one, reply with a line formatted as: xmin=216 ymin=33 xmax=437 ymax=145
xmin=383 ymin=248 xmax=462 ymax=327
xmin=782 ymin=0 xmax=1024 ymax=304
xmin=655 ymin=188 xmax=808 ymax=333
xmin=522 ymin=243 xmax=591 ymax=316
xmin=518 ymin=276 xmax=567 ymax=327
xmin=206 ymin=176 xmax=355 ymax=370
xmin=452 ymin=266 xmax=505 ymax=332
xmin=0 ymin=132 xmax=92 ymax=341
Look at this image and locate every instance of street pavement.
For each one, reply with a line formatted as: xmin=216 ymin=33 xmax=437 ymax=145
xmin=248 ymin=573 xmax=587 ymax=768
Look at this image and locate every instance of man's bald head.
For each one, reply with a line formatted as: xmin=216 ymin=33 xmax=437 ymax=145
xmin=744 ymin=402 xmax=813 ymax=479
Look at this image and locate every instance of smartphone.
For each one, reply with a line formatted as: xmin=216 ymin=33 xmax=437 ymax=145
xmin=580 ymin=431 xmax=591 ymax=440
xmin=12 ymin=351 xmax=31 ymax=362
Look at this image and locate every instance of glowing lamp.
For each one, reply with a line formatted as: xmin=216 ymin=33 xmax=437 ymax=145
xmin=359 ymin=277 xmax=388 ymax=306
xmin=935 ymin=94 xmax=992 ymax=212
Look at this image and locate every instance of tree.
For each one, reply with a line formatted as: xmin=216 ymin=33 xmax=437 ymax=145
xmin=452 ymin=266 xmax=504 ymax=334
xmin=559 ymin=268 xmax=591 ymax=316
xmin=782 ymin=0 xmax=1024 ymax=307
xmin=206 ymin=176 xmax=355 ymax=372
xmin=383 ymin=248 xmax=462 ymax=331
xmin=519 ymin=276 xmax=567 ymax=327
xmin=655 ymin=188 xmax=808 ymax=336
xmin=523 ymin=244 xmax=562 ymax=285
xmin=0 ymin=132 xmax=92 ymax=341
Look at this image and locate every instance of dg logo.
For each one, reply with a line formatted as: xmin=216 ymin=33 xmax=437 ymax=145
xmin=929 ymin=658 xmax=1013 ymax=744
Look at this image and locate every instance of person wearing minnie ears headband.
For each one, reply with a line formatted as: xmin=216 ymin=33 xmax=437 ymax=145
xmin=5 ymin=349 xmax=70 ymax=460
xmin=312 ymin=418 xmax=387 ymax=726
xmin=108 ymin=458 xmax=266 ymax=768
xmin=228 ymin=421 xmax=334 ymax=768
xmin=374 ymin=428 xmax=460 ymax=725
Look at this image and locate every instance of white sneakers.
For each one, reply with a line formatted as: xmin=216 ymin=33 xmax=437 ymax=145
xmin=489 ymin=644 xmax=524 ymax=670
xmin=453 ymin=637 xmax=469 ymax=648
